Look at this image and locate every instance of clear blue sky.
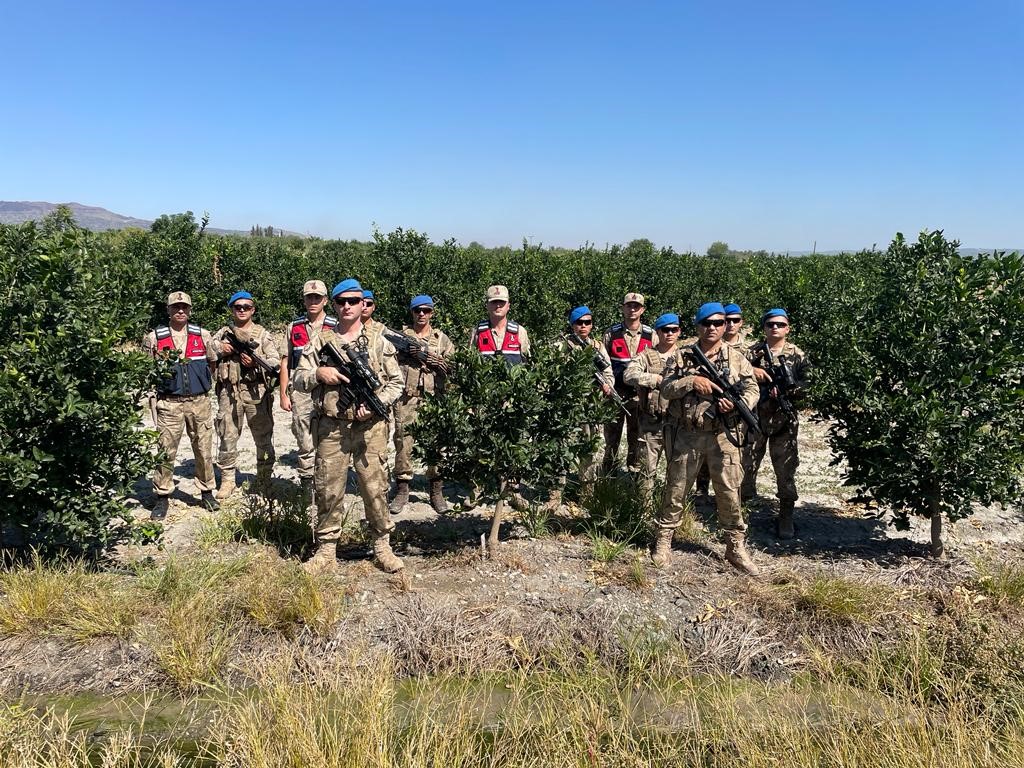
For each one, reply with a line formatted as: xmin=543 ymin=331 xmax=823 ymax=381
xmin=2 ymin=1 xmax=1021 ymax=251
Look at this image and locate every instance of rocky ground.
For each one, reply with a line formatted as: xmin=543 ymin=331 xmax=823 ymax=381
xmin=1 ymin=399 xmax=1021 ymax=695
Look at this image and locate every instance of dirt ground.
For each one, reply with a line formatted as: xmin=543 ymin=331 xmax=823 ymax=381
xmin=2 ymin=399 xmax=1022 ymax=694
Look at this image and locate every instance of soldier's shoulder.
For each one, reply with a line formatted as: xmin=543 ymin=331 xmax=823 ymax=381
xmin=291 ymin=315 xmax=307 ymax=326
xmin=607 ymin=322 xmax=623 ymax=333
xmin=640 ymin=323 xmax=654 ymax=334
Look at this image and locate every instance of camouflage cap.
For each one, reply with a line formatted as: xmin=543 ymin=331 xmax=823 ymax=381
xmin=623 ymin=292 xmax=645 ymax=306
xmin=166 ymin=291 xmax=192 ymax=306
xmin=302 ymin=280 xmax=328 ymax=296
xmin=486 ymin=285 xmax=510 ymax=302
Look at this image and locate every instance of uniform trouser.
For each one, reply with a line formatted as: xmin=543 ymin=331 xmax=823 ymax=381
xmin=659 ymin=425 xmax=746 ymax=533
xmin=153 ymin=394 xmax=216 ymax=496
xmin=576 ymin=423 xmax=604 ymax=485
xmin=215 ymin=383 xmax=275 ymax=472
xmin=315 ymin=416 xmax=392 ymax=542
xmin=393 ymin=393 xmax=438 ymax=482
xmin=603 ymin=397 xmax=641 ymax=472
xmin=637 ymin=414 xmax=665 ymax=501
xmin=741 ymin=418 xmax=799 ymax=502
xmin=289 ymin=388 xmax=317 ymax=479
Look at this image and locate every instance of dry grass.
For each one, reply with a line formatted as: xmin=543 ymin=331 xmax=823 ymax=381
xmin=756 ymin=571 xmax=896 ymax=627
xmin=974 ymin=558 xmax=1024 ymax=607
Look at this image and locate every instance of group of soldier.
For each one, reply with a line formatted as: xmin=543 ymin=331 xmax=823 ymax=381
xmin=147 ymin=280 xmax=808 ymax=577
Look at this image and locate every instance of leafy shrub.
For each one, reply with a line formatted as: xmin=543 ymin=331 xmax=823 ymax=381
xmin=0 ymin=212 xmax=157 ymax=556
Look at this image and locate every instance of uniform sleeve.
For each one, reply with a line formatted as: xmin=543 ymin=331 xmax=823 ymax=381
xmin=377 ymin=338 xmax=404 ymax=407
xmin=142 ymin=331 xmax=157 ymax=356
xmin=259 ymin=329 xmax=286 ymax=361
xmin=660 ymin=352 xmax=696 ymax=400
xmin=211 ymin=326 xmax=230 ymax=361
xmin=596 ymin=344 xmax=614 ymax=388
xmin=202 ymin=329 xmax=218 ymax=363
xmin=519 ymin=326 xmax=531 ymax=358
xmin=467 ymin=327 xmax=479 ymax=350
xmin=788 ymin=345 xmax=812 ymax=396
xmin=623 ymin=354 xmax=659 ymax=389
xmin=291 ymin=336 xmax=323 ymax=394
xmin=734 ymin=354 xmax=760 ymax=411
xmin=439 ymin=331 xmax=456 ymax=357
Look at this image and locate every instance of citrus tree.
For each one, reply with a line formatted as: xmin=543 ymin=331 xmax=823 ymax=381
xmin=813 ymin=230 xmax=1024 ymax=556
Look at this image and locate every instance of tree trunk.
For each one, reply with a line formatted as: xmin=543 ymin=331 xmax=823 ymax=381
xmin=929 ymin=499 xmax=944 ymax=559
xmin=488 ymin=482 xmax=507 ymax=556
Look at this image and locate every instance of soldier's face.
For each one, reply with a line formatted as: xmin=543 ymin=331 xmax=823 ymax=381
xmin=488 ymin=299 xmax=509 ymax=321
xmin=411 ymin=305 xmax=433 ymax=329
xmin=304 ymin=293 xmax=327 ymax=316
xmin=622 ymin=302 xmax=644 ymax=321
xmin=573 ymin=315 xmax=594 ymax=339
xmin=167 ymin=303 xmax=191 ymax=322
xmin=764 ymin=317 xmax=790 ymax=342
xmin=724 ymin=316 xmax=743 ymax=339
xmin=698 ymin=314 xmax=726 ymax=344
xmin=361 ymin=299 xmax=376 ymax=320
xmin=334 ymin=292 xmax=364 ymax=321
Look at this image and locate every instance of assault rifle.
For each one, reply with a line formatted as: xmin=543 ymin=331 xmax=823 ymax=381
xmin=223 ymin=330 xmax=280 ymax=383
xmin=688 ymin=344 xmax=761 ymax=437
xmin=569 ymin=334 xmax=629 ymax=415
xmin=761 ymin=347 xmax=797 ymax=420
xmin=318 ymin=338 xmax=389 ymax=419
xmin=383 ymin=329 xmax=450 ymax=375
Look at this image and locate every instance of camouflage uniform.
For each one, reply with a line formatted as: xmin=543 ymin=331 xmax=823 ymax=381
xmin=143 ymin=326 xmax=218 ymax=497
xmin=659 ymin=343 xmax=759 ymax=532
xmin=741 ymin=341 xmax=811 ymax=504
xmin=468 ymin=322 xmax=532 ymax=360
xmin=393 ymin=326 xmax=456 ymax=483
xmin=555 ymin=334 xmax=615 ymax=485
xmin=286 ymin=315 xmax=335 ymax=481
xmin=212 ymin=323 xmax=284 ymax=482
xmin=696 ymin=335 xmax=751 ymax=495
xmin=623 ymin=346 xmax=673 ymax=501
xmin=291 ymin=328 xmax=403 ymax=544
xmin=603 ymin=323 xmax=655 ymax=473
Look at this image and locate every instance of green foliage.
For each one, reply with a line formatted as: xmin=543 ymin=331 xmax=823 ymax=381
xmin=0 ymin=216 xmax=158 ymax=556
xmin=578 ymin=475 xmax=651 ymax=545
xmin=411 ymin=346 xmax=602 ymax=496
xmin=706 ymin=240 xmax=730 ymax=258
xmin=812 ymin=231 xmax=1024 ymax=531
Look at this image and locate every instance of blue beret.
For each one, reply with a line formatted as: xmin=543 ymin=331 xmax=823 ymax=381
xmin=761 ymin=307 xmax=789 ymax=324
xmin=362 ymin=289 xmax=374 ymax=299
xmin=694 ymin=302 xmax=726 ymax=324
xmin=410 ymin=294 xmax=434 ymax=310
xmin=227 ymin=290 xmax=253 ymax=307
xmin=569 ymin=306 xmax=592 ymax=324
xmin=331 ymin=278 xmax=363 ymax=298
xmin=723 ymin=303 xmax=742 ymax=316
xmin=654 ymin=313 xmax=680 ymax=330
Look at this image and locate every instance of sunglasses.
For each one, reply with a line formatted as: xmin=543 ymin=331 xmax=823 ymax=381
xmin=658 ymin=326 xmax=680 ymax=333
xmin=765 ymin=321 xmax=789 ymax=329
xmin=725 ymin=317 xmax=742 ymax=324
xmin=488 ymin=300 xmax=508 ymax=307
xmin=334 ymin=296 xmax=364 ymax=306
xmin=364 ymin=300 xmax=375 ymax=307
xmin=700 ymin=319 xmax=726 ymax=328
xmin=232 ymin=304 xmax=254 ymax=311
xmin=573 ymin=318 xmax=594 ymax=326
xmin=413 ymin=307 xmax=433 ymax=314
xmin=304 ymin=294 xmax=326 ymax=301
xmin=624 ymin=302 xmax=643 ymax=309
xmin=169 ymin=304 xmax=190 ymax=312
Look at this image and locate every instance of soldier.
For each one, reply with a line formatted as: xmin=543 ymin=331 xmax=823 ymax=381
xmin=213 ymin=291 xmax=284 ymax=499
xmin=292 ymin=278 xmax=404 ymax=572
xmin=602 ymin=292 xmax=654 ymax=475
xmin=656 ymin=302 xmax=761 ymax=575
xmin=361 ymin=288 xmax=380 ymax=334
xmin=279 ymin=280 xmax=337 ymax=506
xmin=549 ymin=305 xmax=615 ymax=507
xmin=623 ymin=313 xmax=680 ymax=503
xmin=389 ymin=294 xmax=456 ymax=515
xmin=741 ymin=308 xmax=811 ymax=538
xmin=470 ymin=285 xmax=531 ymax=363
xmin=696 ymin=302 xmax=749 ymax=498
xmin=144 ymin=291 xmax=219 ymax=520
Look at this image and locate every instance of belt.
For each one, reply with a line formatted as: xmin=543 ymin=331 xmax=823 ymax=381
xmin=157 ymin=393 xmax=208 ymax=401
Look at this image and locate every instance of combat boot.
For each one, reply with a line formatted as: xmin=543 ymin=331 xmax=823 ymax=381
xmin=200 ymin=490 xmax=220 ymax=511
xmin=543 ymin=488 xmax=562 ymax=512
xmin=777 ymin=500 xmax=795 ymax=540
xmin=304 ymin=542 xmax=338 ymax=572
xmin=724 ymin=531 xmax=760 ymax=577
xmin=372 ymin=534 xmax=404 ymax=573
xmin=215 ymin=471 xmax=236 ymax=500
xmin=299 ymin=477 xmax=314 ymax=508
xmin=429 ymin=478 xmax=448 ymax=514
xmin=509 ymin=488 xmax=530 ymax=512
xmin=150 ymin=497 xmax=169 ymax=521
xmin=390 ymin=480 xmax=411 ymax=514
xmin=651 ymin=527 xmax=674 ymax=567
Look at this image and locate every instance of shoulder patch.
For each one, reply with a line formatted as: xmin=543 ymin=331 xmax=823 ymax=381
xmin=155 ymin=326 xmax=171 ymax=339
xmin=477 ymin=320 xmax=490 ymax=330
xmin=507 ymin=321 xmax=520 ymax=332
xmin=609 ymin=322 xmax=623 ymax=332
xmin=291 ymin=315 xmax=307 ymax=326
xmin=186 ymin=323 xmax=202 ymax=335
xmin=641 ymin=324 xmax=654 ymax=333
xmin=323 ymin=316 xmax=338 ymax=327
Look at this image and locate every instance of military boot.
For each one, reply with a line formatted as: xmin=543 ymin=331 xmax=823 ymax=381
xmin=299 ymin=477 xmax=314 ymax=508
xmin=543 ymin=488 xmax=563 ymax=512
xmin=429 ymin=478 xmax=448 ymax=514
xmin=390 ymin=480 xmax=411 ymax=514
xmin=200 ymin=490 xmax=220 ymax=511
xmin=509 ymin=488 xmax=530 ymax=512
xmin=215 ymin=471 xmax=236 ymax=500
xmin=724 ymin=531 xmax=760 ymax=577
xmin=372 ymin=534 xmax=404 ymax=573
xmin=150 ymin=497 xmax=169 ymax=521
xmin=304 ymin=542 xmax=338 ymax=572
xmin=651 ymin=527 xmax=674 ymax=567
xmin=776 ymin=500 xmax=795 ymax=540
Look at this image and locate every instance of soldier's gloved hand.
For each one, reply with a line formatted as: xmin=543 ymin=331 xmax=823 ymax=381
xmin=692 ymin=376 xmax=719 ymax=396
xmin=316 ymin=366 xmax=350 ymax=386
xmin=354 ymin=404 xmax=372 ymax=421
xmin=753 ymin=367 xmax=773 ymax=383
xmin=717 ymin=397 xmax=736 ymax=413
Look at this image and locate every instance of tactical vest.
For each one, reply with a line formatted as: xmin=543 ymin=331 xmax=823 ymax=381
xmin=606 ymin=323 xmax=654 ymax=391
xmin=155 ymin=324 xmax=212 ymax=396
xmin=475 ymin=320 xmax=523 ymax=365
xmin=637 ymin=347 xmax=670 ymax=418
xmin=289 ymin=314 xmax=337 ymax=370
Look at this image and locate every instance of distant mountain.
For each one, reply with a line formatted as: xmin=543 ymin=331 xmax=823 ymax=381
xmin=0 ymin=201 xmax=297 ymax=237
